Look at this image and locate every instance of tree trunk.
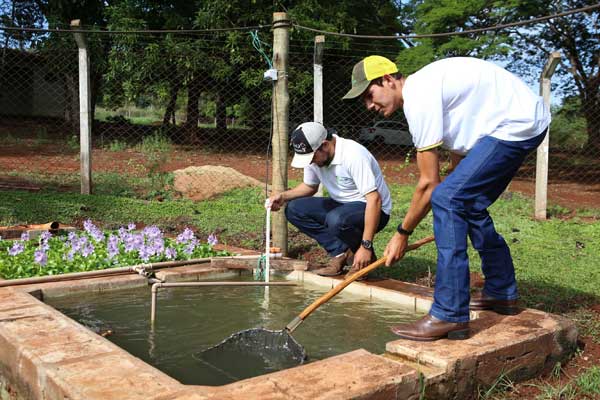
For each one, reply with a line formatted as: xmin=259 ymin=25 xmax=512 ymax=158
xmin=90 ymin=71 xmax=102 ymax=122
xmin=215 ymin=91 xmax=227 ymax=132
xmin=184 ymin=78 xmax=201 ymax=142
xmin=163 ymin=79 xmax=180 ymax=126
xmin=581 ymin=86 xmax=600 ymax=155
xmin=64 ymin=73 xmax=79 ymax=133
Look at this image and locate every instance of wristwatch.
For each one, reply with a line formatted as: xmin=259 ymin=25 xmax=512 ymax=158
xmin=361 ymin=239 xmax=373 ymax=250
xmin=397 ymin=224 xmax=414 ymax=236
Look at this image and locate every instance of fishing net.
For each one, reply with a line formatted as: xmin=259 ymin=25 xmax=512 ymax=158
xmin=195 ymin=328 xmax=306 ymax=382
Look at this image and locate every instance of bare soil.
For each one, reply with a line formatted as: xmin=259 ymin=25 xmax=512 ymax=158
xmin=1 ymin=142 xmax=599 ymax=210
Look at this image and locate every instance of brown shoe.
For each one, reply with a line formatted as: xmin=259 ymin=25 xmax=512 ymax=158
xmin=470 ymin=291 xmax=519 ymax=315
xmin=345 ymin=248 xmax=377 ymax=280
xmin=314 ymin=249 xmax=352 ymax=276
xmin=390 ymin=314 xmax=469 ymax=341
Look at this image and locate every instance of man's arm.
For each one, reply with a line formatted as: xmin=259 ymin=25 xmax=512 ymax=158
xmin=268 ymin=183 xmax=318 ymax=211
xmin=384 ymin=148 xmax=440 ymax=266
xmin=353 ymin=190 xmax=381 ymax=268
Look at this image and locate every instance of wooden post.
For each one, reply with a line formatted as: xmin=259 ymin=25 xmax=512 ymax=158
xmin=535 ymin=51 xmax=561 ymax=220
xmin=313 ymin=35 xmax=325 ymax=124
xmin=314 ymin=35 xmax=325 ymax=197
xmin=271 ymin=13 xmax=290 ymax=255
xmin=71 ymin=20 xmax=92 ymax=195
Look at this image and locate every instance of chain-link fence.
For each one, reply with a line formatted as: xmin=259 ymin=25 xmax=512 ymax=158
xmin=1 ymin=24 xmax=599 ymax=215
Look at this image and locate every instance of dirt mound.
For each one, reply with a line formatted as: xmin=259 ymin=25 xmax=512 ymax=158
xmin=173 ymin=165 xmax=264 ymax=201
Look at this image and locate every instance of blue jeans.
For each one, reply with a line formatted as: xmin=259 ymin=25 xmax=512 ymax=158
xmin=285 ymin=197 xmax=390 ymax=256
xmin=429 ymin=130 xmax=547 ymax=323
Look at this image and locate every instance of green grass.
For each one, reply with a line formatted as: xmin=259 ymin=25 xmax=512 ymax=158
xmin=522 ymin=365 xmax=600 ymax=400
xmin=1 ymin=184 xmax=598 ymax=306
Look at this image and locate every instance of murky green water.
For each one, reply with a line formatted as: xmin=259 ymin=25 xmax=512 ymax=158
xmin=47 ymin=274 xmax=422 ymax=386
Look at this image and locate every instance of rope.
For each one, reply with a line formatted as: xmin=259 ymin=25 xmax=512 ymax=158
xmin=249 ymin=30 xmax=273 ymax=69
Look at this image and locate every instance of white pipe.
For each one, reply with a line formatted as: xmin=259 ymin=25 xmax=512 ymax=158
xmin=265 ymin=207 xmax=271 ymax=284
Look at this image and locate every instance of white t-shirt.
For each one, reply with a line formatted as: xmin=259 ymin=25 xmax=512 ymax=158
xmin=303 ymin=136 xmax=392 ymax=215
xmin=402 ymin=57 xmax=551 ymax=155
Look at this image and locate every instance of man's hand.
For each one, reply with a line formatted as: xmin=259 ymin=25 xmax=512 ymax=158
xmin=384 ymin=233 xmax=409 ymax=267
xmin=267 ymin=193 xmax=285 ymax=211
xmin=352 ymin=246 xmax=373 ymax=270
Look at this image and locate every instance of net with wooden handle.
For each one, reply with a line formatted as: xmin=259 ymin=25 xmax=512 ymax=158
xmin=285 ymin=235 xmax=435 ymax=333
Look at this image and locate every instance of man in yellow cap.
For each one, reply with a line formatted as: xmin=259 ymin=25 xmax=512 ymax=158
xmin=344 ymin=55 xmax=550 ymax=341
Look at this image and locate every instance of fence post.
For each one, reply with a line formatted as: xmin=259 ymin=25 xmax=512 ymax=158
xmin=271 ymin=12 xmax=290 ymax=255
xmin=71 ymin=19 xmax=92 ymax=195
xmin=535 ymin=51 xmax=561 ymax=220
xmin=314 ymin=35 xmax=325 ymax=124
xmin=314 ymin=35 xmax=325 ymax=197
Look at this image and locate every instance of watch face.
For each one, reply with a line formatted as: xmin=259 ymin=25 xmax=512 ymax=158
xmin=361 ymin=240 xmax=373 ymax=249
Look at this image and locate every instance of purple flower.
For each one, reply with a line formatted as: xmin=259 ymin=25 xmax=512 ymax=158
xmin=81 ymin=242 xmax=95 ymax=258
xmin=149 ymin=238 xmax=164 ymax=255
xmin=183 ymin=238 xmax=198 ymax=256
xmin=124 ymin=233 xmax=143 ymax=252
xmin=20 ymin=232 xmax=30 ymax=241
xmin=138 ymin=245 xmax=152 ymax=262
xmin=64 ymin=250 xmax=75 ymax=261
xmin=34 ymin=249 xmax=47 ymax=266
xmin=118 ymin=227 xmax=128 ymax=238
xmin=165 ymin=247 xmax=176 ymax=260
xmin=207 ymin=234 xmax=218 ymax=246
xmin=84 ymin=219 xmax=104 ymax=242
xmin=40 ymin=231 xmax=52 ymax=242
xmin=143 ymin=226 xmax=162 ymax=240
xmin=8 ymin=242 xmax=24 ymax=256
xmin=107 ymin=235 xmax=120 ymax=259
xmin=176 ymin=228 xmax=195 ymax=244
xmin=127 ymin=223 xmax=136 ymax=231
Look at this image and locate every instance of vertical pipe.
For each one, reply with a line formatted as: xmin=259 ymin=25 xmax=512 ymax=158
xmin=265 ymin=208 xmax=270 ymax=283
xmin=535 ymin=52 xmax=561 ymax=220
xmin=71 ymin=20 xmax=92 ymax=195
xmin=151 ymin=283 xmax=159 ymax=324
xmin=271 ymin=13 xmax=290 ymax=255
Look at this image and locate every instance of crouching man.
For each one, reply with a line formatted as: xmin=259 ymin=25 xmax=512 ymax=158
xmin=268 ymin=122 xmax=392 ymax=277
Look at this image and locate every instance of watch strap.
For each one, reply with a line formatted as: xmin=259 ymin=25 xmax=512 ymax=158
xmin=397 ymin=225 xmax=413 ymax=236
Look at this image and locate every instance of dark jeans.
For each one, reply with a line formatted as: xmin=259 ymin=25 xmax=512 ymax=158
xmin=429 ymin=129 xmax=547 ymax=322
xmin=285 ymin=197 xmax=390 ymax=256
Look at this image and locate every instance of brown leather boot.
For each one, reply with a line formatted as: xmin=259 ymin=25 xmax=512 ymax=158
xmin=470 ymin=291 xmax=519 ymax=315
xmin=390 ymin=314 xmax=469 ymax=341
xmin=314 ymin=249 xmax=353 ymax=276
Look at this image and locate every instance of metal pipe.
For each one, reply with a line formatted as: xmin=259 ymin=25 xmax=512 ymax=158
xmin=0 ymin=257 xmax=213 ymax=288
xmin=150 ymin=281 xmax=296 ymax=324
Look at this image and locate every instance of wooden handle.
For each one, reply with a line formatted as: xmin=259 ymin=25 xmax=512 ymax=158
xmin=297 ymin=235 xmax=435 ymax=321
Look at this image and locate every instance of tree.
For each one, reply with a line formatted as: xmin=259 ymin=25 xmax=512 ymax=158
xmin=396 ymin=0 xmax=599 ymax=153
xmin=505 ymin=0 xmax=599 ymax=154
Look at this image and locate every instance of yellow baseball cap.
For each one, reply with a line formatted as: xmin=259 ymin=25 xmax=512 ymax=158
xmin=342 ymin=55 xmax=399 ymax=100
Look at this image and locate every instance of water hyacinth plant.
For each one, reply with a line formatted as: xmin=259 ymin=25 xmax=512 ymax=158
xmin=0 ymin=220 xmax=228 ymax=280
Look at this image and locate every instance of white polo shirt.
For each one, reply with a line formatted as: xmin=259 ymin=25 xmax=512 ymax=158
xmin=402 ymin=57 xmax=551 ymax=155
xmin=303 ymin=135 xmax=392 ymax=215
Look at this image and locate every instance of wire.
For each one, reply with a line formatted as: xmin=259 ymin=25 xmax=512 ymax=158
xmin=0 ymin=24 xmax=271 ymax=35
xmin=249 ymin=30 xmax=273 ymax=69
xmin=292 ymin=3 xmax=600 ymax=40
